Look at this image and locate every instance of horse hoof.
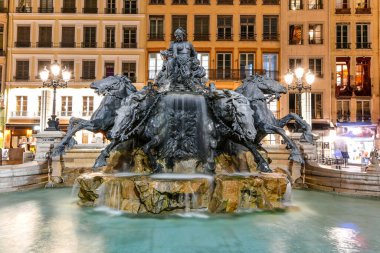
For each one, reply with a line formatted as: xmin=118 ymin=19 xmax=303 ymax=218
xmin=301 ymin=133 xmax=314 ymax=144
xmin=258 ymin=163 xmax=272 ymax=173
xmin=93 ymin=157 xmax=107 ymax=169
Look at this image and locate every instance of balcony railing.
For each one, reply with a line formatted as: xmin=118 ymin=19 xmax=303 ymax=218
xmin=356 ymin=42 xmax=371 ymax=49
xmin=123 ymin=8 xmax=138 ymax=14
xmin=356 ymin=114 xmax=371 ymax=122
xmin=37 ymin=42 xmax=53 ymax=48
xmin=83 ymin=8 xmax=98 ymax=14
xmin=81 ymin=76 xmax=96 ymax=80
xmin=13 ymin=75 xmax=30 ymax=81
xmin=308 ymin=3 xmax=323 ymax=9
xmin=309 ymin=38 xmax=323 ymax=45
xmin=10 ymin=111 xmax=40 ymax=117
xmin=148 ymin=34 xmax=165 ymax=41
xmin=104 ymin=8 xmax=116 ymax=14
xmin=355 ymin=7 xmax=371 ymax=14
xmin=217 ymin=33 xmax=233 ymax=40
xmin=104 ymin=42 xmax=116 ymax=48
xmin=240 ymin=0 xmax=256 ymax=4
xmin=16 ymin=7 xmax=32 ymax=13
xmin=15 ymin=41 xmax=31 ymax=47
xmin=38 ymin=7 xmax=53 ymax=13
xmin=195 ymin=0 xmax=210 ymax=4
xmin=60 ymin=42 xmax=76 ymax=48
xmin=217 ymin=0 xmax=233 ymax=4
xmin=240 ymin=33 xmax=256 ymax=41
xmin=336 ymin=42 xmax=351 ymax=49
xmin=262 ymin=33 xmax=279 ymax=41
xmin=262 ymin=0 xmax=279 ymax=5
xmin=121 ymin=42 xmax=137 ymax=48
xmin=82 ymin=42 xmax=97 ymax=48
xmin=57 ymin=111 xmax=73 ymax=117
xmin=194 ymin=34 xmax=210 ymax=41
xmin=150 ymin=0 xmax=165 ymax=4
xmin=335 ymin=8 xmax=351 ymax=14
xmin=61 ymin=7 xmax=76 ymax=13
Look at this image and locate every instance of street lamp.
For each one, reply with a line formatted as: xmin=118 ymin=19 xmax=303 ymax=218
xmin=284 ymin=67 xmax=315 ymax=118
xmin=39 ymin=60 xmax=71 ymax=131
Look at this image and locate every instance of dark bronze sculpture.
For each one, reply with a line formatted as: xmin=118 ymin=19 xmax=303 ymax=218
xmin=54 ymin=28 xmax=313 ymax=174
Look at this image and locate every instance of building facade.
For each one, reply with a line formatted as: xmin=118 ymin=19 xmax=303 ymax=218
xmin=0 ymin=1 xmax=7 ymax=148
xmin=3 ymin=0 xmax=146 ymax=149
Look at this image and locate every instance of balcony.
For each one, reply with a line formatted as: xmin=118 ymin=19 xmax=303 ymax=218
xmin=335 ymin=8 xmax=351 ymax=14
xmin=148 ymin=34 xmax=165 ymax=41
xmin=217 ymin=0 xmax=233 ymax=4
xmin=308 ymin=3 xmax=323 ymax=9
xmin=15 ymin=41 xmax=31 ymax=48
xmin=309 ymin=38 xmax=323 ymax=45
xmin=194 ymin=34 xmax=210 ymax=41
xmin=60 ymin=42 xmax=76 ymax=48
xmin=83 ymin=8 xmax=98 ymax=14
xmin=16 ymin=7 xmax=32 ymax=13
xmin=104 ymin=42 xmax=116 ymax=48
xmin=37 ymin=42 xmax=53 ymax=48
xmin=217 ymin=33 xmax=233 ymax=40
xmin=356 ymin=7 xmax=371 ymax=14
xmin=195 ymin=0 xmax=210 ymax=4
xmin=263 ymin=33 xmax=279 ymax=41
xmin=61 ymin=7 xmax=76 ymax=13
xmin=14 ymin=75 xmax=29 ymax=81
xmin=150 ymin=0 xmax=165 ymax=4
xmin=81 ymin=42 xmax=97 ymax=48
xmin=104 ymin=8 xmax=116 ymax=14
xmin=121 ymin=43 xmax=137 ymax=48
xmin=240 ymin=33 xmax=256 ymax=41
xmin=262 ymin=0 xmax=279 ymax=5
xmin=38 ymin=7 xmax=53 ymax=13
xmin=356 ymin=42 xmax=371 ymax=49
xmin=240 ymin=0 xmax=256 ymax=4
xmin=336 ymin=42 xmax=351 ymax=49
xmin=123 ymin=8 xmax=138 ymax=14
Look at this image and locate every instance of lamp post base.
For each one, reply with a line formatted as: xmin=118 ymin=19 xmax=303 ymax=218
xmin=45 ymin=115 xmax=60 ymax=131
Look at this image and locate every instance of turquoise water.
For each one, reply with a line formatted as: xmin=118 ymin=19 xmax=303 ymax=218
xmin=0 ymin=189 xmax=379 ymax=253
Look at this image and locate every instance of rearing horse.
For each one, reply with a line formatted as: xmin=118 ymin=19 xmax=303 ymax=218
xmin=53 ymin=75 xmax=137 ymax=156
xmin=235 ymin=74 xmax=314 ymax=164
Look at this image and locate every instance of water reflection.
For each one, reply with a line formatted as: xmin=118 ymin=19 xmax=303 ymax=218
xmin=327 ymin=224 xmax=367 ymax=252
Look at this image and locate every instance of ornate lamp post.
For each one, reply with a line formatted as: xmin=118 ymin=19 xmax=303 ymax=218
xmin=39 ymin=61 xmax=71 ymax=131
xmin=284 ymin=67 xmax=315 ymax=118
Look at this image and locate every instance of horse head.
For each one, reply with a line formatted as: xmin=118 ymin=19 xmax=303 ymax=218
xmin=236 ymin=74 xmax=287 ymax=100
xmin=90 ymin=75 xmax=137 ymax=97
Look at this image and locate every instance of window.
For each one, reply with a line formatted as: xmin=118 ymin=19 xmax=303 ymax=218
xmin=150 ymin=0 xmax=164 ymax=4
xmin=122 ymin=27 xmax=137 ymax=48
xmin=356 ymin=100 xmax=370 ymax=122
xmin=82 ymin=60 xmax=96 ymax=79
xmin=37 ymin=60 xmax=50 ymax=78
xmin=149 ymin=16 xmax=164 ymax=40
xmin=216 ymin=53 xmax=232 ymax=79
xmin=194 ymin=16 xmax=209 ymax=41
xmin=38 ymin=26 xmax=52 ymax=47
xmin=309 ymin=24 xmax=323 ymax=44
xmin=15 ymin=60 xmax=29 ymax=80
xmin=122 ymin=62 xmax=136 ymax=82
xmin=356 ymin=0 xmax=370 ymax=14
xmin=263 ymin=53 xmax=278 ymax=80
xmin=172 ymin=0 xmax=187 ymax=4
xmin=308 ymin=0 xmax=323 ymax=9
xmin=263 ymin=16 xmax=278 ymax=40
xmin=105 ymin=26 xmax=115 ymax=48
xmin=148 ymin=53 xmax=163 ymax=79
xmin=104 ymin=62 xmax=114 ymax=77
xmin=336 ymin=24 xmax=350 ymax=49
xmin=311 ymin=93 xmax=322 ymax=119
xmin=16 ymin=26 xmax=31 ymax=47
xmin=240 ymin=0 xmax=256 ymax=4
xmin=61 ymin=27 xmax=75 ymax=47
xmin=217 ymin=16 xmax=233 ymax=40
xmin=356 ymin=23 xmax=370 ymax=49
xmin=289 ymin=58 xmax=302 ymax=71
xmin=197 ymin=53 xmax=209 ymax=77
xmin=82 ymin=96 xmax=94 ymax=116
xmin=39 ymin=0 xmax=53 ymax=13
xmin=16 ymin=0 xmax=32 ymax=13
xmin=61 ymin=96 xmax=72 ymax=117
xmin=16 ymin=96 xmax=27 ymax=116
xmin=240 ymin=53 xmax=255 ymax=79
xmin=289 ymin=0 xmax=303 ymax=10
xmin=83 ymin=0 xmax=97 ymax=13
xmin=172 ymin=15 xmax=187 ymax=39
xmin=62 ymin=0 xmax=76 ymax=13
xmin=289 ymin=24 xmax=303 ymax=45
xmin=124 ymin=0 xmax=137 ymax=14
xmin=289 ymin=93 xmax=301 ymax=115
xmin=336 ymin=57 xmax=351 ymax=97
xmin=61 ymin=60 xmax=74 ymax=77
xmin=217 ymin=0 xmax=233 ymax=4
xmin=195 ymin=0 xmax=209 ymax=4
xmin=309 ymin=58 xmax=323 ymax=78
xmin=336 ymin=0 xmax=350 ymax=14
xmin=83 ymin=27 xmax=97 ymax=48
xmin=354 ymin=57 xmax=371 ymax=96
xmin=240 ymin=16 xmax=255 ymax=40
xmin=337 ymin=100 xmax=350 ymax=122
xmin=105 ymin=0 xmax=116 ymax=14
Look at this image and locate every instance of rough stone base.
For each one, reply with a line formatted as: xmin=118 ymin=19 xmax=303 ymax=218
xmin=76 ymin=172 xmax=288 ymax=214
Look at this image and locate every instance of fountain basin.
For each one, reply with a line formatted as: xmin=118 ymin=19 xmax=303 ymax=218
xmin=76 ymin=172 xmax=288 ymax=214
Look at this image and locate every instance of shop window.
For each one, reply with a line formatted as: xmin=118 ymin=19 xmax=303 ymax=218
xmin=82 ymin=96 xmax=94 ymax=117
xmin=354 ymin=57 xmax=371 ymax=96
xmin=336 ymin=57 xmax=352 ymax=97
xmin=61 ymin=96 xmax=72 ymax=117
xmin=309 ymin=58 xmax=323 ymax=78
xmin=309 ymin=24 xmax=323 ymax=44
xmin=289 ymin=24 xmax=303 ymax=45
xmin=337 ymin=100 xmax=350 ymax=122
xmin=148 ymin=53 xmax=163 ymax=79
xmin=356 ymin=23 xmax=370 ymax=49
xmin=356 ymin=100 xmax=370 ymax=122
xmin=311 ymin=93 xmax=322 ymax=119
xmin=308 ymin=0 xmax=323 ymax=9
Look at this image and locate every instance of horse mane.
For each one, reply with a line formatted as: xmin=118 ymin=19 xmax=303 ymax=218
xmin=118 ymin=75 xmax=138 ymax=93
